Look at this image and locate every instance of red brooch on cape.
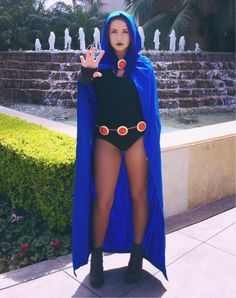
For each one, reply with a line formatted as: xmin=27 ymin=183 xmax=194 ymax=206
xmin=117 ymin=59 xmax=126 ymax=70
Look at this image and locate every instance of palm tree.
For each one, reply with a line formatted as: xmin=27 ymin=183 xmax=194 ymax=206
xmin=124 ymin=0 xmax=235 ymax=51
xmin=0 ymin=0 xmax=107 ymax=51
xmin=0 ymin=0 xmax=48 ymax=50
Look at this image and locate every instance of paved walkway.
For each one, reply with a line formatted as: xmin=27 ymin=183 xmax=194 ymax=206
xmin=0 ymin=197 xmax=235 ymax=298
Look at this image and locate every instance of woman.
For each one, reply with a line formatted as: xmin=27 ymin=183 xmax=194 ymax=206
xmin=72 ymin=10 xmax=168 ymax=288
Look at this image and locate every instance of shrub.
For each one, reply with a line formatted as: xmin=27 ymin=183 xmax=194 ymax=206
xmin=0 ymin=113 xmax=76 ymax=232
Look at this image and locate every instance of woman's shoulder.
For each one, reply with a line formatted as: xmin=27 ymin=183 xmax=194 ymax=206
xmin=136 ymin=55 xmax=153 ymax=71
xmin=135 ymin=55 xmax=154 ymax=77
xmin=137 ymin=54 xmax=152 ymax=64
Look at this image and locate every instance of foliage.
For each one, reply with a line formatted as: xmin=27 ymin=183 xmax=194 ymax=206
xmin=0 ymin=194 xmax=71 ymax=273
xmin=0 ymin=113 xmax=76 ymax=231
xmin=0 ymin=0 xmax=107 ymax=51
xmin=124 ymin=0 xmax=154 ymax=24
xmin=124 ymin=0 xmax=235 ymax=51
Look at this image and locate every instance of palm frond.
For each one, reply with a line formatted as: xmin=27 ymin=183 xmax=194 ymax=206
xmin=168 ymin=3 xmax=195 ymax=38
xmin=143 ymin=13 xmax=176 ymax=50
xmin=173 ymin=0 xmax=189 ymax=12
xmin=219 ymin=0 xmax=235 ymax=34
xmin=124 ymin=0 xmax=154 ymax=22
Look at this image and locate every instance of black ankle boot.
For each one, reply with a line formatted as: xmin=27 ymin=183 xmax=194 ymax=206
xmin=89 ymin=246 xmax=104 ymax=288
xmin=124 ymin=242 xmax=144 ymax=284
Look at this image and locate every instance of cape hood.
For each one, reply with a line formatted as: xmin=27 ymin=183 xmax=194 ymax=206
xmin=72 ymin=10 xmax=168 ymax=281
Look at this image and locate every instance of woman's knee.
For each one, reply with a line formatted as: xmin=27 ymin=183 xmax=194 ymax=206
xmin=131 ymin=189 xmax=147 ymax=203
xmin=94 ymin=195 xmax=114 ymax=213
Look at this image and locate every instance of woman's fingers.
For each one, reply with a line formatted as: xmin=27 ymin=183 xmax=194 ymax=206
xmin=85 ymin=49 xmax=90 ymax=61
xmin=95 ymin=50 xmax=105 ymax=64
xmin=80 ymin=47 xmax=105 ymax=67
xmin=90 ymin=47 xmax=96 ymax=61
xmin=93 ymin=71 xmax=102 ymax=78
xmin=80 ymin=55 xmax=85 ymax=64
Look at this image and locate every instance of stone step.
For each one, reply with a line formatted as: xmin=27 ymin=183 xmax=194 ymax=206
xmin=60 ymin=96 xmax=236 ymax=109
xmin=1 ymin=77 xmax=235 ymax=91
xmin=156 ymin=69 xmax=235 ymax=80
xmin=1 ymin=67 xmax=234 ymax=82
xmin=1 ymin=87 xmax=235 ymax=109
xmin=158 ymin=78 xmax=235 ymax=89
xmin=147 ymin=52 xmax=235 ymax=62
xmin=1 ymin=78 xmax=234 ymax=99
xmin=0 ymin=51 xmax=234 ymax=63
xmin=0 ymin=60 xmax=81 ymax=71
xmin=0 ymin=51 xmax=83 ymax=63
xmin=0 ymin=68 xmax=79 ymax=80
xmin=0 ymin=60 xmax=234 ymax=72
xmin=154 ymin=61 xmax=235 ymax=71
xmin=158 ymin=87 xmax=235 ymax=99
xmin=159 ymin=96 xmax=236 ymax=109
xmin=0 ymin=78 xmax=77 ymax=90
xmin=0 ymin=88 xmax=77 ymax=106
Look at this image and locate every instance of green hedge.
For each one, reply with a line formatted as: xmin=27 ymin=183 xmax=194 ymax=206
xmin=0 ymin=113 xmax=76 ymax=232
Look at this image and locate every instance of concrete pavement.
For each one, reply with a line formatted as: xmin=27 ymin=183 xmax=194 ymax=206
xmin=0 ymin=196 xmax=235 ymax=298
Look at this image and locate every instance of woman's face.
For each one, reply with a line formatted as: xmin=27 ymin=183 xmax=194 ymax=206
xmin=109 ymin=19 xmax=130 ymax=57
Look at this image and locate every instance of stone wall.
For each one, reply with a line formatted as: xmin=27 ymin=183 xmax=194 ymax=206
xmin=0 ymin=51 xmax=235 ymax=111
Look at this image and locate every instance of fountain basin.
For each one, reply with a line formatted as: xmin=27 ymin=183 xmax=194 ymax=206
xmin=0 ymin=51 xmax=235 ymax=110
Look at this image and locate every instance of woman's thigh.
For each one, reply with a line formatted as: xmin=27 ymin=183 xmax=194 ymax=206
xmin=124 ymin=136 xmax=148 ymax=200
xmin=94 ymin=138 xmax=122 ymax=209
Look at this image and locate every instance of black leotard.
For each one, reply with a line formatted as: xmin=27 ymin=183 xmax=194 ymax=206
xmin=78 ymin=66 xmax=145 ymax=151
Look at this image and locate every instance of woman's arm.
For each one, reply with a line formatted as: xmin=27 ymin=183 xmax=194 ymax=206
xmin=78 ymin=65 xmax=98 ymax=85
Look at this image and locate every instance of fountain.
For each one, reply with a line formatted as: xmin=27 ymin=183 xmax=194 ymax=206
xmin=48 ymin=31 xmax=56 ymax=51
xmin=138 ymin=26 xmax=145 ymax=50
xmin=93 ymin=27 xmax=101 ymax=50
xmin=78 ymin=27 xmax=86 ymax=51
xmin=35 ymin=39 xmax=42 ymax=51
xmin=153 ymin=29 xmax=160 ymax=51
xmin=178 ymin=36 xmax=186 ymax=52
xmin=169 ymin=29 xmax=176 ymax=51
xmin=0 ymin=25 xmax=235 ymax=131
xmin=64 ymin=28 xmax=72 ymax=50
xmin=195 ymin=42 xmax=201 ymax=52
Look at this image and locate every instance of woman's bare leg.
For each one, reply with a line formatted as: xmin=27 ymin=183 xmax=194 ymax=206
xmin=92 ymin=138 xmax=122 ymax=247
xmin=124 ymin=136 xmax=149 ymax=244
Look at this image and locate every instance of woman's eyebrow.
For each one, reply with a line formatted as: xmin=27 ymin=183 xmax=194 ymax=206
xmin=110 ymin=28 xmax=129 ymax=31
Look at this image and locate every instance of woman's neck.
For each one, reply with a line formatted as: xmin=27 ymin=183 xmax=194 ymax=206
xmin=115 ymin=49 xmax=126 ymax=60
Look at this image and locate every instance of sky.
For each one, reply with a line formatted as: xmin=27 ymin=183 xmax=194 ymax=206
xmin=45 ymin=0 xmax=74 ymax=9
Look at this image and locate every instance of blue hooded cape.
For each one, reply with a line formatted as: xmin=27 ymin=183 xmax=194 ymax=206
xmin=72 ymin=10 xmax=168 ymax=281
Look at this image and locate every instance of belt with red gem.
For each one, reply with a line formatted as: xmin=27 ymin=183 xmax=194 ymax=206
xmin=95 ymin=121 xmax=146 ymax=136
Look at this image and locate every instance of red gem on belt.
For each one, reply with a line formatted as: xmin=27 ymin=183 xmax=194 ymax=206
xmin=137 ymin=121 xmax=146 ymax=132
xmin=117 ymin=126 xmax=128 ymax=136
xmin=99 ymin=126 xmax=109 ymax=135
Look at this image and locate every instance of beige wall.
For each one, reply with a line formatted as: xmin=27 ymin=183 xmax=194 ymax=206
xmin=161 ymin=121 xmax=236 ymax=217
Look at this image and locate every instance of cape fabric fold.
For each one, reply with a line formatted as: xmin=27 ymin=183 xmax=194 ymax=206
xmin=72 ymin=10 xmax=168 ymax=281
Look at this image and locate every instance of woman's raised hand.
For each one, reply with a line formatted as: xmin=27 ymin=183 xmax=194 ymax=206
xmin=80 ymin=47 xmax=105 ymax=78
